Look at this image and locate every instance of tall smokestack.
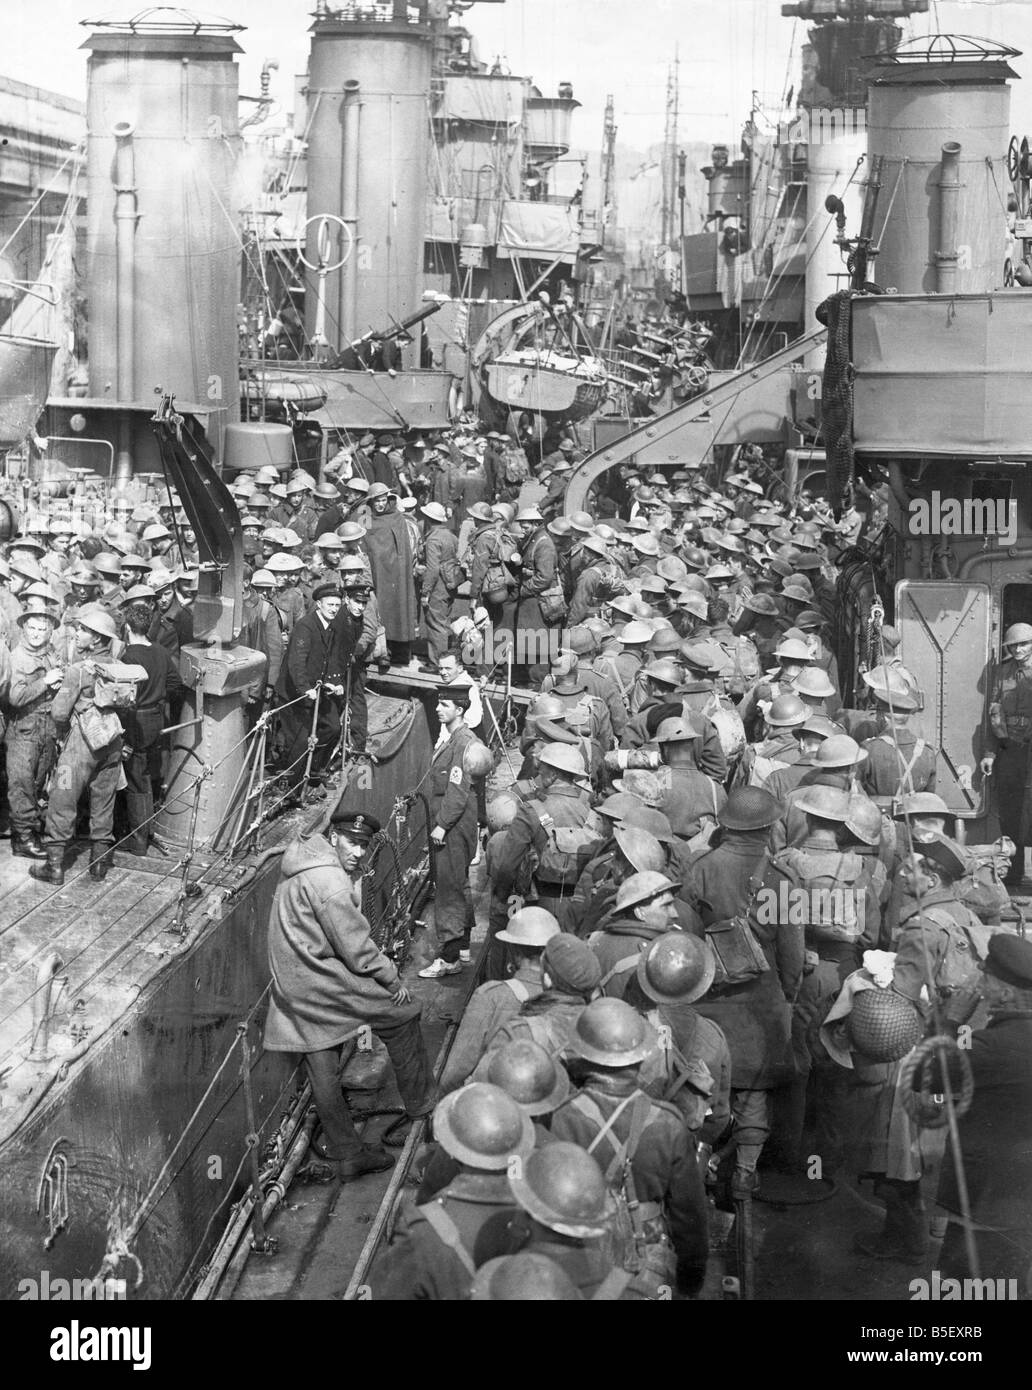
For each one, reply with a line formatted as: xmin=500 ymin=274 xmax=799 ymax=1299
xmin=305 ymin=4 xmax=432 ymax=363
xmin=865 ymin=35 xmax=1017 ymax=294
xmin=81 ymin=11 xmax=244 ymax=463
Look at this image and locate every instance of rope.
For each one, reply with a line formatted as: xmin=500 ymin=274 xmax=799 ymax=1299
xmin=900 ymin=1034 xmax=974 ymax=1129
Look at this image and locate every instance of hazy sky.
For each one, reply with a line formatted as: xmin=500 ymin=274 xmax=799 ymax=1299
xmin=7 ymin=0 xmax=1032 ymax=155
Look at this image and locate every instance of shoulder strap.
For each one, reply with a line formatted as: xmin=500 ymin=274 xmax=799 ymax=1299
xmin=504 ymin=978 xmax=531 ymax=1002
xmin=920 ymin=903 xmax=983 ymax=957
xmin=419 ymin=1201 xmax=477 ymax=1277
xmin=598 ymin=952 xmax=642 ymax=990
xmin=573 ymin=1090 xmax=652 ymax=1182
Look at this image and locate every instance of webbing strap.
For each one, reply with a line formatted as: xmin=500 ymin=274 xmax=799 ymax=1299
xmin=598 ymin=953 xmax=641 ymax=990
xmin=420 ymin=1201 xmax=476 ymax=1277
xmin=574 ymin=1090 xmax=652 ymax=1184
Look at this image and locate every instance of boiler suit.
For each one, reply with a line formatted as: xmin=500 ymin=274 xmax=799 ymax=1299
xmin=428 ymin=722 xmax=478 ymax=965
xmin=986 ymin=654 xmax=1032 ymax=882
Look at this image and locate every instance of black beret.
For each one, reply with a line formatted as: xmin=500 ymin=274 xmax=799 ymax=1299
xmin=985 ymin=933 xmax=1032 ymax=988
xmin=914 ymin=834 xmax=967 ymax=883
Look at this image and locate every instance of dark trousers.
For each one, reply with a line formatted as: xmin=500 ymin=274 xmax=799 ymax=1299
xmin=433 ymin=811 xmax=477 ymax=963
xmin=5 ymin=713 xmax=57 ymax=836
xmin=304 ymin=1016 xmax=434 ymax=1159
xmin=995 ymin=741 xmax=1029 ymax=879
xmin=281 ymin=693 xmax=343 ymax=790
xmin=122 ymin=706 xmax=163 ymax=850
xmin=345 ymin=666 xmax=368 ymax=755
xmin=424 ymin=590 xmax=452 ymax=664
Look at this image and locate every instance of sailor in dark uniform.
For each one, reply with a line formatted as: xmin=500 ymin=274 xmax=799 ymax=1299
xmin=981 ymin=623 xmax=1032 ymax=885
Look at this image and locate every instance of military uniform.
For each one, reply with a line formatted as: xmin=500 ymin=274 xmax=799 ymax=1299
xmin=860 ymin=726 xmax=937 ymax=807
xmin=550 ymin=1076 xmax=709 ymax=1297
xmin=5 ymin=634 xmax=62 ymax=845
xmin=421 ymin=522 xmax=459 ymax=664
xmin=429 ymin=722 xmax=479 ymax=964
xmin=44 ymin=652 xmax=124 ymax=852
xmin=439 ymin=964 xmax=543 ymax=1093
xmin=377 ymin=1172 xmax=522 ymax=1299
xmin=490 ymin=781 xmax=604 ymax=932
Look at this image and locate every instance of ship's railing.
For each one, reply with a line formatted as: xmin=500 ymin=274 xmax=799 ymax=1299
xmin=315 ymin=2 xmax=428 ymax=28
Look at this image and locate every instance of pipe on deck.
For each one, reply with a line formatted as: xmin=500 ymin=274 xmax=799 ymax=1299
xmin=340 ymin=81 xmax=361 ymax=346
xmin=936 ymin=141 xmax=961 ymax=295
xmin=112 ymin=121 xmax=137 ymax=488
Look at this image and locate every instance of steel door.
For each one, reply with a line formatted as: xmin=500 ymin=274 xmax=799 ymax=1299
xmin=895 ymin=581 xmax=992 ymax=816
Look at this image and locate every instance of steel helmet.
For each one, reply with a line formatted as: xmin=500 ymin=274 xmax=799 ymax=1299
xmin=847 ymin=988 xmax=923 ymax=1063
xmin=657 ymin=555 xmax=688 ymax=582
xmin=793 ymin=785 xmax=852 ymax=821
xmin=795 ymin=608 xmax=823 ymax=631
xmin=486 ymin=793 xmax=520 ymax=833
xmin=622 ymin=805 xmax=675 ymax=845
xmin=844 ymin=795 xmax=884 ymax=846
xmin=766 ymin=693 xmax=808 ymax=727
xmin=569 ymin=996 xmax=659 ymax=1067
xmin=536 ymin=743 xmax=586 ymax=779
xmin=1004 ymin=623 xmax=1032 ymax=647
xmin=580 ymin=534 xmax=609 ymax=559
xmin=609 ymin=595 xmax=647 ymax=619
xmin=614 ymin=870 xmax=680 ymax=913
xmin=249 ymin=568 xmax=276 ymax=589
xmin=120 ymin=552 xmax=150 ymax=571
xmin=338 ymin=522 xmax=368 ymax=543
xmin=16 ymin=599 xmax=58 ymax=626
xmin=93 ymin=551 xmax=122 ymax=577
xmin=463 ymin=741 xmax=495 ymax=779
xmin=893 ymin=792 xmax=949 ymax=820
xmin=508 ymin=1142 xmax=614 ymax=1239
xmin=792 ymin=668 xmax=836 ymax=698
xmin=597 ymin=792 xmax=642 ymax=822
xmin=530 ymin=693 xmax=567 ymax=722
xmin=636 ymin=931 xmax=715 ymax=1005
xmin=266 ymin=552 xmax=304 ymax=572
xmin=142 ymin=523 xmax=171 ymax=542
xmin=613 ymin=824 xmax=667 ymax=874
xmin=337 ymin=554 xmax=368 ymax=576
xmin=718 ymin=786 xmax=782 ymax=831
xmin=774 ymin=637 xmax=813 ymax=663
xmin=420 ymin=502 xmax=448 ymax=525
xmin=797 ymin=714 xmax=841 ymax=740
xmin=495 ymin=906 xmax=562 ymax=949
xmin=655 ymin=716 xmax=699 ymax=744
xmin=75 ymin=606 xmax=119 ymax=642
xmin=631 ymin=534 xmax=660 ymax=557
xmin=255 ymin=466 xmax=280 ymax=485
xmin=314 ymin=533 xmax=345 ymax=551
xmin=65 ymin=563 xmax=101 ymax=587
xmin=744 ymin=592 xmax=779 ymax=617
xmin=484 ymin=1039 xmax=570 ymax=1115
xmin=618 ymin=620 xmax=652 ymax=646
xmin=471 ymin=1253 xmax=582 ymax=1302
xmin=781 ymin=584 xmax=812 ymax=604
xmin=568 ymin=510 xmax=594 ymax=533
xmin=815 ymin=734 xmax=866 ymax=769
xmin=643 ymin=658 xmax=682 ymax=688
xmin=680 ymin=640 xmax=721 ymax=672
xmin=648 ymin=629 xmax=685 ymax=657
xmin=784 ymin=571 xmax=816 ymax=594
xmin=679 ymin=592 xmax=710 ymax=621
xmin=515 ymin=506 xmax=544 ymax=524
xmin=612 ymin=769 xmax=664 ymax=807
xmin=432 ymin=1083 xmax=534 ymax=1169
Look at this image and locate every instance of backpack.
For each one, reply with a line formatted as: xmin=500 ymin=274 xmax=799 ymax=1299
xmin=774 ymin=847 xmax=866 ymax=944
xmin=503 ymin=447 xmax=530 ymax=485
xmin=919 ymin=903 xmax=988 ymax=997
xmin=440 ymin=553 xmax=469 ymax=594
xmin=92 ymin=661 xmax=147 ymax=711
xmin=530 ymin=801 xmax=604 ymax=888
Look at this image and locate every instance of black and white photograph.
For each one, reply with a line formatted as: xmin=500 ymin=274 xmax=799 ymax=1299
xmin=0 ymin=0 xmax=1029 ymax=1351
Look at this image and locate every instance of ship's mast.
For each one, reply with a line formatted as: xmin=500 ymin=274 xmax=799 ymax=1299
xmin=660 ymin=53 xmax=679 ymax=249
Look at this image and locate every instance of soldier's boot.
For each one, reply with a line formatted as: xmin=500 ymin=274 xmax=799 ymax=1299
xmin=854 ymin=1180 xmax=928 ymax=1263
xmin=89 ymin=842 xmax=114 ymax=881
xmin=29 ymin=844 xmax=66 ymax=886
xmin=1004 ymin=842 xmax=1026 ymax=887
xmin=12 ymin=831 xmax=45 ymax=859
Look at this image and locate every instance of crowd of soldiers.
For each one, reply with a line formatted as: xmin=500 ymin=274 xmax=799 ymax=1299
xmin=259 ymin=423 xmax=1032 ymax=1302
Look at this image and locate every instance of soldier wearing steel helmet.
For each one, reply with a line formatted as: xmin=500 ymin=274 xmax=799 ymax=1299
xmin=626 ymin=931 xmax=732 ymax=1144
xmin=549 ymin=997 xmax=709 ymax=1299
xmin=30 ymin=605 xmax=130 ymax=886
xmin=859 ymin=671 xmax=937 ymax=808
xmin=376 ymin=1084 xmax=533 ymax=1301
xmin=438 ymin=907 xmax=560 ymax=1092
xmin=981 ymin=621 xmax=1032 ymax=885
xmin=588 ymin=870 xmax=682 ymax=999
xmin=482 ymin=933 xmax=602 ymax=1061
xmin=489 ymin=742 xmax=604 ymax=934
xmin=689 ymin=787 xmax=800 ymax=1194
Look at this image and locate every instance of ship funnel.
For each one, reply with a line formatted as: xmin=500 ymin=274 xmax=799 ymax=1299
xmin=865 ymin=34 xmax=1018 ymax=294
xmin=81 ymin=9 xmax=245 ymax=466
